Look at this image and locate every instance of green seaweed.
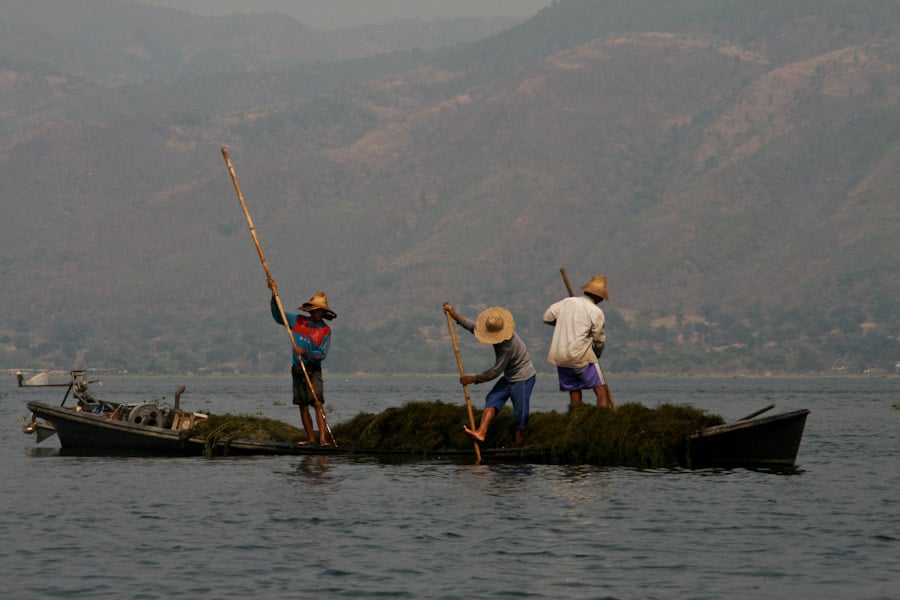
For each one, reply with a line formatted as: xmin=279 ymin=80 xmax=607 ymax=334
xmin=190 ymin=401 xmax=723 ymax=467
xmin=193 ymin=414 xmax=306 ymax=456
xmin=335 ymin=401 xmax=722 ymax=468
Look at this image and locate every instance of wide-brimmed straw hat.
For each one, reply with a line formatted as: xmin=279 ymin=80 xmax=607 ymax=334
xmin=300 ymin=291 xmax=336 ymax=320
xmin=581 ymin=274 xmax=610 ymax=301
xmin=474 ymin=306 xmax=515 ymax=344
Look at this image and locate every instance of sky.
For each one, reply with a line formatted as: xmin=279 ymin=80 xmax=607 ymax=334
xmin=136 ymin=0 xmax=553 ymax=30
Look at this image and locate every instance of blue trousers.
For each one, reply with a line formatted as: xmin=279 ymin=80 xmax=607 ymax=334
xmin=484 ymin=374 xmax=536 ymax=431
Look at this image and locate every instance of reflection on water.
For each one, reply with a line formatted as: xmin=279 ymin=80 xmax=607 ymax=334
xmin=286 ymin=454 xmax=335 ymax=484
xmin=23 ymin=446 xmax=63 ymax=457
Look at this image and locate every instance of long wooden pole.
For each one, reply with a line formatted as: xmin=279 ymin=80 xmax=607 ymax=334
xmin=445 ymin=310 xmax=482 ymax=463
xmin=560 ymin=267 xmax=615 ymax=410
xmin=222 ymin=147 xmax=336 ymax=446
xmin=560 ymin=267 xmax=575 ymax=297
xmin=738 ymin=404 xmax=775 ymax=421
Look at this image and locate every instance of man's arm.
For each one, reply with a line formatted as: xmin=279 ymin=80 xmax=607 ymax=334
xmin=443 ymin=302 xmax=476 ymax=334
xmin=542 ymin=301 xmax=560 ymax=325
xmin=473 ymin=344 xmax=511 ymax=384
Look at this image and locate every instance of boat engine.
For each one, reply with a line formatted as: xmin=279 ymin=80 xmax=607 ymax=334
xmin=128 ymin=403 xmax=165 ymax=428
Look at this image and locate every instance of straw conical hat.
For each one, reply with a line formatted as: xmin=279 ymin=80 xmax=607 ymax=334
xmin=581 ymin=275 xmax=610 ymax=301
xmin=474 ymin=306 xmax=515 ymax=344
xmin=300 ymin=291 xmax=336 ymax=320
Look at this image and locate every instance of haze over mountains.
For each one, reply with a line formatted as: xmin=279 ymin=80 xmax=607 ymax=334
xmin=1 ymin=0 xmax=897 ymax=376
xmin=136 ymin=0 xmax=552 ymax=29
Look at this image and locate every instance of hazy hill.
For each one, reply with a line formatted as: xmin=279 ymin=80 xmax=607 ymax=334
xmin=1 ymin=0 xmax=897 ymax=377
xmin=0 ymin=0 xmax=520 ymax=86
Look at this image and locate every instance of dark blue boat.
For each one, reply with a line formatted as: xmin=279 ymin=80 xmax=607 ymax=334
xmin=686 ymin=408 xmax=810 ymax=469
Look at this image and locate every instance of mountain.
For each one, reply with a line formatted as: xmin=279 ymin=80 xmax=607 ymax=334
xmin=0 ymin=0 xmax=521 ymax=86
xmin=1 ymin=0 xmax=897 ymax=377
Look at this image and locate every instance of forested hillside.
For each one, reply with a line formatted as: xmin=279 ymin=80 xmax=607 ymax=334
xmin=1 ymin=0 xmax=897 ymax=376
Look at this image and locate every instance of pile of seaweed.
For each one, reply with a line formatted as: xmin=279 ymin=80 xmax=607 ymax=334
xmin=192 ymin=401 xmax=723 ymax=468
xmin=193 ymin=414 xmax=306 ymax=456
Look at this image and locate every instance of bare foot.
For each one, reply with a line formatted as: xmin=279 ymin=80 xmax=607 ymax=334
xmin=462 ymin=425 xmax=485 ymax=442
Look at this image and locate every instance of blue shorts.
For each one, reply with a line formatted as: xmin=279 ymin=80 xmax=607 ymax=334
xmin=484 ymin=375 xmax=536 ymax=432
xmin=557 ymin=364 xmax=605 ymax=392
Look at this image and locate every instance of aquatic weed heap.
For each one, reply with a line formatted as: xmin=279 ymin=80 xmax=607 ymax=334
xmin=335 ymin=401 xmax=476 ymax=452
xmin=194 ymin=414 xmax=305 ymax=456
xmin=189 ymin=402 xmax=724 ymax=467
xmin=334 ymin=401 xmax=723 ymax=468
xmin=543 ymin=403 xmax=724 ymax=467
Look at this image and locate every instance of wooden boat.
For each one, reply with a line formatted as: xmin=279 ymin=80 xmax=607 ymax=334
xmin=23 ymin=399 xmax=557 ymax=460
xmin=23 ymin=371 xmax=809 ymax=467
xmin=21 ymin=370 xmax=211 ymax=455
xmin=25 ymin=400 xmax=206 ymax=454
xmin=685 ymin=407 xmax=810 ymax=469
xmin=17 ymin=370 xmax=72 ymax=387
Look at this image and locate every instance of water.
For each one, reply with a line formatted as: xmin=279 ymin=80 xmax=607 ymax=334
xmin=2 ymin=374 xmax=898 ymax=599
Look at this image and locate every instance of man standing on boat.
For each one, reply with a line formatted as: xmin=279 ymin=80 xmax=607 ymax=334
xmin=543 ymin=274 xmax=613 ymax=409
xmin=268 ymin=277 xmax=335 ymax=446
xmin=444 ymin=303 xmax=536 ymax=445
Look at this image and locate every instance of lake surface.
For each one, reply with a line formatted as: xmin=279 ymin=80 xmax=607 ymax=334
xmin=2 ymin=374 xmax=898 ymax=599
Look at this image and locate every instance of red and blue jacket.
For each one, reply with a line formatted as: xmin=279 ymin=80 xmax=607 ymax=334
xmin=271 ymin=298 xmax=331 ymax=370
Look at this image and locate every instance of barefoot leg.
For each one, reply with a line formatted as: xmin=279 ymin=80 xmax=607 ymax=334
xmin=593 ymin=385 xmax=612 ymax=410
xmin=299 ymin=407 xmax=315 ymax=443
xmin=463 ymin=407 xmax=496 ymax=442
xmin=568 ymin=389 xmax=583 ymax=406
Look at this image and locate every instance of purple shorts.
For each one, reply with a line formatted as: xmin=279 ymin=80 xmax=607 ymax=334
xmin=557 ymin=364 xmax=606 ymax=392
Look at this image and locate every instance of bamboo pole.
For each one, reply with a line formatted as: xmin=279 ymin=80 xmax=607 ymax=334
xmin=444 ymin=310 xmax=482 ymax=463
xmin=222 ymin=147 xmax=336 ymax=446
xmin=560 ymin=267 xmax=575 ymax=297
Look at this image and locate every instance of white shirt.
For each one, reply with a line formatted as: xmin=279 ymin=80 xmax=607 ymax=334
xmin=543 ymin=296 xmax=605 ymax=368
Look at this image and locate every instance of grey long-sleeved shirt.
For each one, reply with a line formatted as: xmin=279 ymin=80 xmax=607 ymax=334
xmin=456 ymin=315 xmax=536 ymax=384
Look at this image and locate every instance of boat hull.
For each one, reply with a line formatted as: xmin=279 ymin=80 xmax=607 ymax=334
xmin=27 ymin=401 xmax=809 ymax=467
xmin=27 ymin=401 xmax=207 ymax=455
xmin=686 ymin=409 xmax=810 ymax=468
xmin=25 ymin=401 xmax=552 ymax=461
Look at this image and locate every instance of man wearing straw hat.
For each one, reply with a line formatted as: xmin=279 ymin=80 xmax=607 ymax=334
xmin=268 ymin=279 xmax=336 ymax=446
xmin=543 ymin=274 xmax=613 ymax=409
xmin=444 ymin=303 xmax=536 ymax=444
